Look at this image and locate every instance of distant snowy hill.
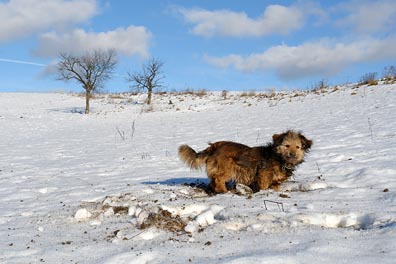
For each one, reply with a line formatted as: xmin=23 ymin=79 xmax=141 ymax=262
xmin=1 ymin=84 xmax=395 ymax=263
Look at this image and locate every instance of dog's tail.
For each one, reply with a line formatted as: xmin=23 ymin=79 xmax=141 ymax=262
xmin=178 ymin=144 xmax=210 ymax=170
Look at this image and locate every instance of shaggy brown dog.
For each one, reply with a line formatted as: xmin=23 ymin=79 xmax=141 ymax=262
xmin=178 ymin=130 xmax=312 ymax=193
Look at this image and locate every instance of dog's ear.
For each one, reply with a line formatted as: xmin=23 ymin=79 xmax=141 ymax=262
xmin=299 ymin=134 xmax=313 ymax=151
xmin=272 ymin=133 xmax=285 ymax=145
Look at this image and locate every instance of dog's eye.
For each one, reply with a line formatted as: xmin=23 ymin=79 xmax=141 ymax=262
xmin=296 ymin=146 xmax=301 ymax=149
xmin=285 ymin=144 xmax=290 ymax=148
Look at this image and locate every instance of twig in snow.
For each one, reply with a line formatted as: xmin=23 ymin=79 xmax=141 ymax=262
xmin=116 ymin=126 xmax=127 ymax=140
xmin=367 ymin=117 xmax=374 ymax=141
xmin=127 ymin=230 xmax=146 ymax=240
xmin=141 ymin=152 xmax=151 ymax=160
xmin=316 ymin=162 xmax=324 ymax=180
xmin=131 ymin=120 xmax=136 ymax=140
xmin=263 ymin=200 xmax=284 ymax=212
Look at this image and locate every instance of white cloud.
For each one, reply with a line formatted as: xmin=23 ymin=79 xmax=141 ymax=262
xmin=205 ymin=37 xmax=396 ymax=80
xmin=0 ymin=0 xmax=97 ymax=42
xmin=33 ymin=27 xmax=152 ymax=58
xmin=336 ymin=0 xmax=396 ymax=34
xmin=178 ymin=5 xmax=304 ymax=37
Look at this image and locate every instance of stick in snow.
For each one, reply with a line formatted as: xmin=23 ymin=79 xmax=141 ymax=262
xmin=263 ymin=200 xmax=284 ymax=212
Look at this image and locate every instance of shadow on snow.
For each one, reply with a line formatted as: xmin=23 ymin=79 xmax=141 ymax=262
xmin=142 ymin=177 xmax=209 ymax=186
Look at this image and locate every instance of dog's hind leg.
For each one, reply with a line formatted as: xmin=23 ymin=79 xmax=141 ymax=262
xmin=210 ymin=174 xmax=228 ymax=193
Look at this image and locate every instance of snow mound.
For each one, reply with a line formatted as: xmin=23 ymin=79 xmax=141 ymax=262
xmin=296 ymin=212 xmax=376 ymax=229
xmin=281 ymin=181 xmax=329 ymax=192
xmin=102 ymin=251 xmax=157 ymax=264
xmin=221 ymin=255 xmax=296 ymax=264
xmin=74 ymin=208 xmax=92 ymax=220
xmin=184 ymin=204 xmax=225 ymax=233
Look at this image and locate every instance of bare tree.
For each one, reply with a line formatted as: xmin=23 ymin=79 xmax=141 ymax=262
xmin=127 ymin=58 xmax=164 ymax=105
xmin=57 ymin=49 xmax=117 ymax=114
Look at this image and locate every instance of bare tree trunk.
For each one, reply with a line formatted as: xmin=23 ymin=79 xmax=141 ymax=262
xmin=147 ymin=86 xmax=152 ymax=105
xmin=85 ymin=90 xmax=90 ymax=114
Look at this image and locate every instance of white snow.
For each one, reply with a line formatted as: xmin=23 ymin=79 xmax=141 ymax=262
xmin=1 ymin=84 xmax=396 ymax=263
xmin=74 ymin=208 xmax=92 ymax=220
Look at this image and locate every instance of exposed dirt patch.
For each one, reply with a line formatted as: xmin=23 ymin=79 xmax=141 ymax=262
xmin=140 ymin=208 xmax=190 ymax=233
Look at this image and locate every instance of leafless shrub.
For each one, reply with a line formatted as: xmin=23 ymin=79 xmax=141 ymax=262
xmin=221 ymin=90 xmax=228 ymax=100
xmin=311 ymin=79 xmax=330 ymax=93
xmin=240 ymin=91 xmax=248 ymax=97
xmin=383 ymin=65 xmax=396 ymax=83
xmin=359 ymin=72 xmax=378 ymax=86
xmin=196 ymin=89 xmax=207 ymax=97
xmin=240 ymin=90 xmax=257 ymax=97
xmin=179 ymin=88 xmax=207 ymax=97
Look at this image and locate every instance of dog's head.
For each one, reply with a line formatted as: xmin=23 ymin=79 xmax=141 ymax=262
xmin=272 ymin=130 xmax=312 ymax=166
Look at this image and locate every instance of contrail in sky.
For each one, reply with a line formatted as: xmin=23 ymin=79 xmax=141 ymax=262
xmin=0 ymin=58 xmax=46 ymax=67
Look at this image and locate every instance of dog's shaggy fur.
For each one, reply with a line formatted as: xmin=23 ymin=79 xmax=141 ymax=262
xmin=178 ymin=130 xmax=312 ymax=193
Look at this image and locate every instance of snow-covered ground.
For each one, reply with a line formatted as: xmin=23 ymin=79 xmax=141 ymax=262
xmin=0 ymin=84 xmax=395 ymax=263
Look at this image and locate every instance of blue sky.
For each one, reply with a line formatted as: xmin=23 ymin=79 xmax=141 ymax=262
xmin=1 ymin=0 xmax=395 ymax=93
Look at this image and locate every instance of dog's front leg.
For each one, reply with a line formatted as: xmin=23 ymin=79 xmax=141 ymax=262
xmin=256 ymin=169 xmax=274 ymax=190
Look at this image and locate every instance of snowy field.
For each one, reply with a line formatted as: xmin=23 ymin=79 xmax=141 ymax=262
xmin=1 ymin=84 xmax=395 ymax=263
